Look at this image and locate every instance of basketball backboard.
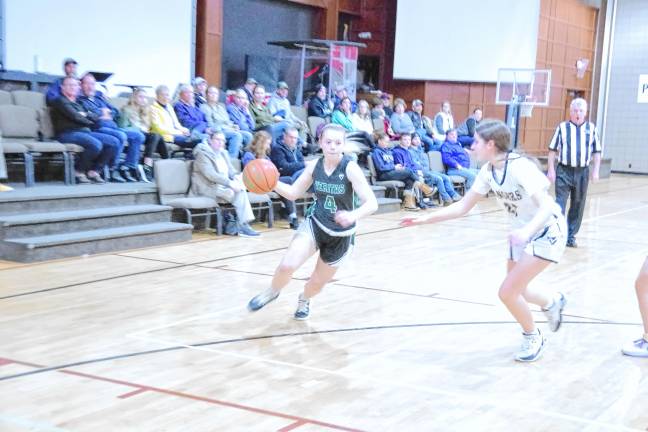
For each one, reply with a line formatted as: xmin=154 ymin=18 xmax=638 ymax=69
xmin=496 ymin=68 xmax=551 ymax=106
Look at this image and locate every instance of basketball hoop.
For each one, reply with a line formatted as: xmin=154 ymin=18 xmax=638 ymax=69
xmin=519 ymin=103 xmax=534 ymax=118
xmin=576 ymin=59 xmax=589 ymax=79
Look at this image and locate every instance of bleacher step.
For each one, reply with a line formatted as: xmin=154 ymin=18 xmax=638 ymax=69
xmin=1 ymin=222 xmax=192 ymax=262
xmin=375 ymin=197 xmax=402 ymax=215
xmin=0 ymin=205 xmax=172 ymax=239
xmin=0 ymin=183 xmax=158 ymax=215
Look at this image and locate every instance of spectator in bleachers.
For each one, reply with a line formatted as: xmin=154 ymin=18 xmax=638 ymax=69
xmin=270 ymin=127 xmax=305 ymax=181
xmin=267 ymin=81 xmax=308 ymax=132
xmin=333 ymin=85 xmax=357 ymax=112
xmin=190 ymin=130 xmax=259 ymax=237
xmin=409 ymin=132 xmax=461 ymax=204
xmin=78 ymin=73 xmax=141 ymax=182
xmin=441 ymin=128 xmax=478 ymax=189
xmin=46 ymin=58 xmax=78 ymax=106
xmin=408 ymin=99 xmax=438 ymax=151
xmin=391 ymin=133 xmax=436 ymax=207
xmin=307 ymin=84 xmax=333 ymax=120
xmin=371 ymin=97 xmax=396 ymax=138
xmin=192 ymin=77 xmax=208 ymax=108
xmin=50 ymin=77 xmax=121 ymax=184
xmin=151 ymin=84 xmax=201 ymax=150
xmin=227 ymin=89 xmax=256 ymax=134
xmin=432 ymin=101 xmax=455 ymax=146
xmin=173 ymin=84 xmax=212 ymax=141
xmin=351 ymin=99 xmax=374 ymax=139
xmin=119 ymin=88 xmax=168 ymax=182
xmin=456 ymin=107 xmax=483 ymax=148
xmin=244 ymin=130 xmax=299 ymax=229
xmin=0 ymin=140 xmax=10 ymax=191
xmin=201 ymin=86 xmax=248 ymax=158
xmin=331 ymin=97 xmax=373 ymax=151
xmin=243 ymin=77 xmax=257 ymax=103
xmin=390 ymin=99 xmax=415 ymax=137
xmin=249 ymin=85 xmax=288 ymax=141
xmin=371 ymin=131 xmax=419 ymax=211
xmin=381 ymin=93 xmax=394 ymax=117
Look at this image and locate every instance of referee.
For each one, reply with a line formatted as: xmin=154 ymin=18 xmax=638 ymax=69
xmin=547 ymin=98 xmax=602 ymax=248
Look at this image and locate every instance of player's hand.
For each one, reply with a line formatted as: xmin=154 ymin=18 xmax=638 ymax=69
xmin=509 ymin=229 xmax=530 ymax=247
xmin=334 ymin=210 xmax=356 ymax=228
xmin=399 ymin=215 xmax=427 ymax=227
xmin=546 ymin=168 xmax=556 ymax=183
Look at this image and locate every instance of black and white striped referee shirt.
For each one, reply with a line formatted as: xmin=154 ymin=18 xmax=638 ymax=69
xmin=548 ymin=121 xmax=602 ymax=168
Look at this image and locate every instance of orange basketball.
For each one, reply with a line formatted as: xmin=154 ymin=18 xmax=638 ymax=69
xmin=243 ymin=159 xmax=280 ymax=194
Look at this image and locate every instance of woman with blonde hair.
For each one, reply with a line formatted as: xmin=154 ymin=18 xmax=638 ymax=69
xmin=120 ymin=88 xmax=168 ymax=181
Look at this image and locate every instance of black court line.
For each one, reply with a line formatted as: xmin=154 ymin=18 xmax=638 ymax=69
xmin=0 ymin=209 xmax=498 ymax=300
xmin=0 ymin=319 xmax=641 ymax=383
xmin=1 ymin=186 xmax=645 ymax=300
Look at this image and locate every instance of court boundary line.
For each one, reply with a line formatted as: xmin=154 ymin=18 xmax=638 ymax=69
xmin=128 ymin=332 xmax=643 ymax=432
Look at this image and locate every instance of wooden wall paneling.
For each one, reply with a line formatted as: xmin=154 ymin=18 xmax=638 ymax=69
xmin=195 ymin=0 xmax=223 ymax=86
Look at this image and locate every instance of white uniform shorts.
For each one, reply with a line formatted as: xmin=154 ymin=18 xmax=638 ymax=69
xmin=509 ymin=215 xmax=567 ymax=263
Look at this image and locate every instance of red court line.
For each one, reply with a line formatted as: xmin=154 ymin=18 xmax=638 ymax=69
xmin=2 ymin=357 xmax=366 ymax=432
xmin=117 ymin=388 xmax=148 ymax=399
xmin=277 ymin=419 xmax=308 ymax=431
xmin=0 ymin=357 xmax=43 ymax=368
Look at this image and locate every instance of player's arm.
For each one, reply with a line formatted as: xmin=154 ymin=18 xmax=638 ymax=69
xmin=273 ymin=159 xmax=316 ymax=201
xmin=334 ymin=161 xmax=378 ymax=227
xmin=400 ymin=189 xmax=483 ymax=227
xmin=509 ymin=191 xmax=556 ymax=246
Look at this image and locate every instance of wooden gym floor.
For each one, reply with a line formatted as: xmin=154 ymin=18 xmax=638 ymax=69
xmin=0 ymin=174 xmax=647 ymax=431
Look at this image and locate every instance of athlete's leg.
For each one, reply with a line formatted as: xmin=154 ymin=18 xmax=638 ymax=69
xmin=303 ymin=257 xmax=339 ymax=299
xmin=500 ymin=255 xmax=552 ymax=333
xmin=248 ymin=228 xmax=316 ymax=311
xmin=621 ymin=258 xmax=648 ymax=357
xmin=271 ymin=232 xmax=317 ymax=291
xmin=637 ymin=258 xmax=648 ymax=335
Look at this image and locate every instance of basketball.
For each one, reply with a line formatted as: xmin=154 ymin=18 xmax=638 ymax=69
xmin=242 ymin=159 xmax=280 ymax=194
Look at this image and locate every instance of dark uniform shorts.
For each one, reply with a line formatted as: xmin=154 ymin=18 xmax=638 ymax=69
xmin=297 ymin=217 xmax=355 ymax=267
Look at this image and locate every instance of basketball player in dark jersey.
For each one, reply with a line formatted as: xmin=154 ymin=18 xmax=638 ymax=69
xmin=248 ymin=124 xmax=378 ymax=319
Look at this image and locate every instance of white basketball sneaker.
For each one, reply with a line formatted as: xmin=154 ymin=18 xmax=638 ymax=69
xmin=543 ymin=292 xmax=567 ymax=332
xmin=515 ymin=329 xmax=546 ymax=362
xmin=621 ymin=338 xmax=648 ymax=358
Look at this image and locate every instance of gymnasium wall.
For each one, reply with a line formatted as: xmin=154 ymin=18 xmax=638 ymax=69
xmin=222 ymin=0 xmax=316 ymax=90
xmin=601 ymin=0 xmax=648 ymax=174
xmin=389 ymin=0 xmax=598 ymax=154
xmin=3 ymin=0 xmax=195 ymax=95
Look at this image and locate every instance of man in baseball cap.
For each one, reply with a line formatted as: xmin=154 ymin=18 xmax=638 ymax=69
xmin=47 ymin=57 xmax=79 ymax=105
xmin=243 ymin=77 xmax=258 ymax=103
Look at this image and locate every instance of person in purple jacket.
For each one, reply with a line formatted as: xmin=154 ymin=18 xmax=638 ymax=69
xmin=441 ymin=129 xmax=479 ymax=189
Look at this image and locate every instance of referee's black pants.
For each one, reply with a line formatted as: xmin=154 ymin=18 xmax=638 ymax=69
xmin=555 ymin=164 xmax=589 ymax=241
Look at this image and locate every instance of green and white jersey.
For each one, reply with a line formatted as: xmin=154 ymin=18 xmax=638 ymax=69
xmin=306 ymin=155 xmax=357 ymax=237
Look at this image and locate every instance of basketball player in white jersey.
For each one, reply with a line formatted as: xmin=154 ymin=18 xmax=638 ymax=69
xmin=401 ymin=119 xmax=567 ymax=362
xmin=622 ymin=258 xmax=648 ymax=357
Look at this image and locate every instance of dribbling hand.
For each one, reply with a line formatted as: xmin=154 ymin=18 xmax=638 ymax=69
xmin=399 ymin=215 xmax=425 ymax=227
xmin=334 ymin=210 xmax=356 ymax=228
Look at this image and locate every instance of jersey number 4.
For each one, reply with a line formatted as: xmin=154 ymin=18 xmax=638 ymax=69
xmin=324 ymin=195 xmax=338 ymax=214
